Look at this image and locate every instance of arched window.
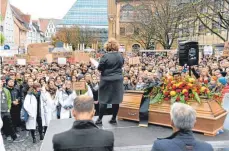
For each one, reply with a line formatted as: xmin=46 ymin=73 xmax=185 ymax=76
xmin=126 ymin=24 xmax=134 ymax=35
xmin=120 ymin=4 xmax=135 ymax=22
xmin=132 ymin=44 xmax=140 ymax=52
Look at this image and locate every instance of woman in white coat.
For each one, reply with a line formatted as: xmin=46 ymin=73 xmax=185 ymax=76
xmin=24 ymin=83 xmax=45 ymax=143
xmin=40 ymin=79 xmax=58 ymax=134
xmin=0 ymin=116 xmax=6 ymax=151
xmin=57 ymin=80 xmax=77 ymax=119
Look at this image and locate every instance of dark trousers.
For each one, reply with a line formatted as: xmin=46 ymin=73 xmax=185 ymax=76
xmin=30 ymin=116 xmax=43 ymax=139
xmin=1 ymin=112 xmax=17 ymax=140
xmin=94 ymin=104 xmax=99 ymax=116
xmin=99 ymin=104 xmax=119 ymax=120
xmin=10 ymin=105 xmax=21 ymax=131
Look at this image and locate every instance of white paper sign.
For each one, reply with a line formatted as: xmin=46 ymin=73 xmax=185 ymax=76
xmin=90 ymin=58 xmax=99 ymax=68
xmin=204 ymin=46 xmax=213 ymax=55
xmin=58 ymin=58 xmax=67 ymax=65
xmin=119 ymin=45 xmax=125 ymax=52
xmin=17 ymin=59 xmax=26 ymax=65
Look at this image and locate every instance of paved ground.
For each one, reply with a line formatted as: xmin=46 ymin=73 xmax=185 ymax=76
xmin=4 ymin=131 xmax=42 ymax=151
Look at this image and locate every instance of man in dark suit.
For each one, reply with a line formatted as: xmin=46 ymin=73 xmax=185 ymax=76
xmin=52 ymin=95 xmax=114 ymax=151
xmin=152 ymin=103 xmax=213 ymax=151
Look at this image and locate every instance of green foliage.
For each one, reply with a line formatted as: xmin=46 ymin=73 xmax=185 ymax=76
xmin=193 ymin=91 xmax=201 ymax=104
xmin=150 ymin=93 xmax=163 ymax=104
xmin=0 ymin=33 xmax=5 ymax=46
xmin=170 ymin=95 xmax=177 ymax=104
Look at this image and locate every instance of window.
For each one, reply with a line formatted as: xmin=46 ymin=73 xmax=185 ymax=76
xmin=120 ymin=27 xmax=126 ymax=36
xmin=134 ymin=27 xmax=139 ymax=35
xmin=120 ymin=4 xmax=135 ymax=22
xmin=198 ymin=24 xmax=205 ymax=34
xmin=126 ymin=24 xmax=134 ymax=35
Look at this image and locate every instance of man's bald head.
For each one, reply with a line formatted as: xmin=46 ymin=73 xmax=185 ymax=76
xmin=73 ymin=96 xmax=94 ymax=113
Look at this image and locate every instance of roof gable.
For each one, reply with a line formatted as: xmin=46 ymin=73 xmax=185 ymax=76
xmin=1 ymin=0 xmax=8 ymax=19
xmin=39 ymin=18 xmax=50 ymax=33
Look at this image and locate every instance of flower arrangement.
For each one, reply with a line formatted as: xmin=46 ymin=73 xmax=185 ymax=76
xmin=149 ymin=74 xmax=223 ymax=105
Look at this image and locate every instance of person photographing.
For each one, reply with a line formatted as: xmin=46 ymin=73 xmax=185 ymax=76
xmin=94 ymin=38 xmax=124 ymax=125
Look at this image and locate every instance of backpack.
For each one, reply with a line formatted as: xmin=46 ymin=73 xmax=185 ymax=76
xmin=20 ymin=95 xmax=31 ymax=122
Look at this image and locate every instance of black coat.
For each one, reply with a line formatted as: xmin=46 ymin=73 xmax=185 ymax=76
xmin=53 ymin=120 xmax=114 ymax=151
xmin=152 ymin=130 xmax=213 ymax=151
xmin=123 ymin=84 xmax=134 ymax=90
xmin=21 ymin=82 xmax=29 ymax=102
xmin=98 ymin=52 xmax=124 ymax=81
xmin=98 ymin=52 xmax=124 ymax=104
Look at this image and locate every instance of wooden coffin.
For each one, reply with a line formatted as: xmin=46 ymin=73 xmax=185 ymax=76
xmin=118 ymin=91 xmax=144 ymax=121
xmin=148 ymin=100 xmax=228 ymax=136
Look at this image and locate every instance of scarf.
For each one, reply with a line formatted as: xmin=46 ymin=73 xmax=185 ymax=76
xmin=48 ymin=87 xmax=57 ymax=96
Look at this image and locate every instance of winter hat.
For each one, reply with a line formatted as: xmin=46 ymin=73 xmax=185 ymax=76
xmin=77 ymin=74 xmax=84 ymax=81
xmin=5 ymin=77 xmax=13 ymax=85
xmin=221 ymin=71 xmax=227 ymax=77
xmin=218 ymin=77 xmax=227 ymax=86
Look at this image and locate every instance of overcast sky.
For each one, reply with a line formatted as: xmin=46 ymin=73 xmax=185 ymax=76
xmin=10 ymin=0 xmax=76 ymax=19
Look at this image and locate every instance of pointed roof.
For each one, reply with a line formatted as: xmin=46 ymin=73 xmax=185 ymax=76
xmin=32 ymin=22 xmax=42 ymax=32
xmin=13 ymin=16 xmax=27 ymax=31
xmin=39 ymin=18 xmax=61 ymax=32
xmin=39 ymin=18 xmax=50 ymax=33
xmin=22 ymin=14 xmax=31 ymax=24
xmin=1 ymin=0 xmax=8 ymax=19
xmin=32 ymin=20 xmax=38 ymax=23
xmin=11 ymin=5 xmax=30 ymax=30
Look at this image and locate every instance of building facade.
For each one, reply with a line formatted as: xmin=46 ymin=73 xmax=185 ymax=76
xmin=39 ymin=18 xmax=61 ymax=42
xmin=1 ymin=0 xmax=15 ymax=48
xmin=108 ymin=0 xmax=227 ymax=52
xmin=60 ymin=0 xmax=108 ymax=50
xmin=11 ymin=5 xmax=28 ymax=50
xmin=108 ymin=0 xmax=156 ymax=52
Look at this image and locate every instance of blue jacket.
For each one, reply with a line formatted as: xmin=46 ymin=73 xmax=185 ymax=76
xmin=152 ymin=130 xmax=213 ymax=151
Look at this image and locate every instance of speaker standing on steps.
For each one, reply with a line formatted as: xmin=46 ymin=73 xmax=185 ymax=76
xmin=179 ymin=41 xmax=199 ymax=66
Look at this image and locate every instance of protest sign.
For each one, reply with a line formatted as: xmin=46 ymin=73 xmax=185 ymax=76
xmin=133 ymin=57 xmax=140 ymax=64
xmin=46 ymin=54 xmax=53 ymax=63
xmin=90 ymin=58 xmax=99 ymax=68
xmin=27 ymin=56 xmax=41 ymax=66
xmin=129 ymin=57 xmax=140 ymax=65
xmin=129 ymin=58 xmax=133 ymax=65
xmin=72 ymin=82 xmax=86 ymax=90
xmin=119 ymin=45 xmax=125 ymax=52
xmin=58 ymin=58 xmax=67 ymax=65
xmin=14 ymin=54 xmax=28 ymax=59
xmin=17 ymin=59 xmax=26 ymax=65
xmin=3 ymin=57 xmax=15 ymax=65
xmin=27 ymin=43 xmax=49 ymax=57
xmin=204 ymin=46 xmax=213 ymax=56
xmin=223 ymin=41 xmax=229 ymax=56
xmin=74 ymin=52 xmax=90 ymax=63
xmin=52 ymin=52 xmax=74 ymax=63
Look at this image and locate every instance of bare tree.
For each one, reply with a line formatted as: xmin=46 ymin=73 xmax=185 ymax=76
xmin=194 ymin=0 xmax=229 ymax=41
xmin=53 ymin=26 xmax=103 ymax=50
xmin=129 ymin=0 xmax=196 ymax=49
xmin=52 ymin=26 xmax=80 ymax=50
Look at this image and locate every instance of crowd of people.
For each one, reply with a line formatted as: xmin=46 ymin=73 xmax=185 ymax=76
xmin=0 ymin=38 xmax=228 ymax=150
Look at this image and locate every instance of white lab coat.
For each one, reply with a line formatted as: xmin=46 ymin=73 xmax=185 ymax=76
xmin=57 ymin=90 xmax=77 ymax=119
xmin=84 ymin=84 xmax=94 ymax=98
xmin=0 ymin=116 xmax=6 ymax=151
xmin=40 ymin=91 xmax=58 ymax=126
xmin=24 ymin=94 xmax=45 ymax=130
